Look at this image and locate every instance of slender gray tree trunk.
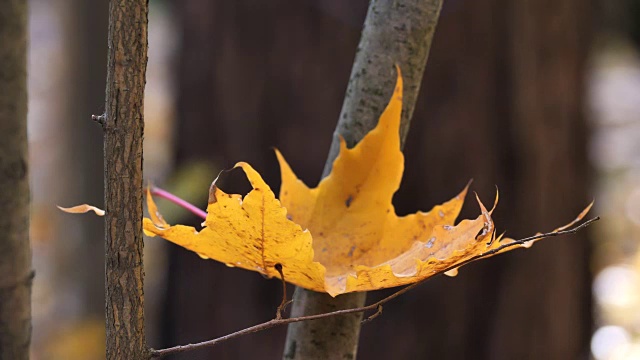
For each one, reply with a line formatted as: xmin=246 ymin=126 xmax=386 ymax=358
xmin=102 ymin=0 xmax=149 ymax=358
xmin=0 ymin=0 xmax=32 ymax=359
xmin=283 ymin=1 xmax=443 ymax=359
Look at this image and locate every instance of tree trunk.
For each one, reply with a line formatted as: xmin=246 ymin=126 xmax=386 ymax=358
xmin=103 ymin=0 xmax=149 ymax=358
xmin=166 ymin=0 xmax=592 ymax=358
xmin=0 ymin=1 xmax=32 ymax=359
xmin=284 ymin=1 xmax=443 ymax=359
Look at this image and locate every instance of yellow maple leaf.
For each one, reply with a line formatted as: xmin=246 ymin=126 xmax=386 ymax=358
xmin=143 ymin=69 xmax=589 ymax=296
xmin=144 ymin=164 xmax=327 ymax=291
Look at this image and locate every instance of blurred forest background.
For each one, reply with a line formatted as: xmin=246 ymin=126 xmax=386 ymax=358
xmin=28 ymin=0 xmax=640 ymax=359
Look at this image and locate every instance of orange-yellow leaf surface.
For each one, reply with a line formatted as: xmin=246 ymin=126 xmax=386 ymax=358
xmin=143 ymin=68 xmax=589 ymax=296
xmin=144 ymin=164 xmax=327 ymax=291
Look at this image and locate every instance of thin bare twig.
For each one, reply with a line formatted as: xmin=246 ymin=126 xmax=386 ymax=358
xmin=362 ymin=305 xmax=383 ymax=324
xmin=149 ymin=216 xmax=598 ymax=358
xmin=274 ymin=264 xmax=292 ymax=320
xmin=91 ymin=113 xmax=106 ymax=126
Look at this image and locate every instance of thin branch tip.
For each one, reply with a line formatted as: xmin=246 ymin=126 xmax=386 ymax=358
xmin=512 ymin=216 xmax=599 ymax=246
xmin=275 ymin=264 xmax=289 ymax=320
xmin=362 ymin=305 xmax=383 ymax=324
xmin=91 ymin=113 xmax=106 ymax=126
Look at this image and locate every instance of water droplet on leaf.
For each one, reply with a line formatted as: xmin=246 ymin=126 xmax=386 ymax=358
xmin=425 ymin=237 xmax=436 ymax=248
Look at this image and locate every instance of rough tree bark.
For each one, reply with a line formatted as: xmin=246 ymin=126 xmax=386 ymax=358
xmin=283 ymin=1 xmax=443 ymax=359
xmin=0 ymin=0 xmax=32 ymax=359
xmin=102 ymin=0 xmax=149 ymax=359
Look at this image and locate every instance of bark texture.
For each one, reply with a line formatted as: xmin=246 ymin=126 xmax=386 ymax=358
xmin=0 ymin=1 xmax=32 ymax=359
xmin=323 ymin=0 xmax=443 ymax=173
xmin=103 ymin=0 xmax=149 ymax=358
xmin=284 ymin=1 xmax=443 ymax=359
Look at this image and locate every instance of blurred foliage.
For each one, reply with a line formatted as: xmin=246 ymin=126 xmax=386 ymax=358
xmin=42 ymin=318 xmax=104 ymax=360
xmin=589 ymin=30 xmax=640 ymax=359
xmin=152 ymin=160 xmax=218 ymax=224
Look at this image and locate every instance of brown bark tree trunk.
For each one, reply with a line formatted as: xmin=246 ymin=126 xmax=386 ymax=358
xmin=165 ymin=0 xmax=592 ymax=359
xmin=0 ymin=1 xmax=32 ymax=359
xmin=103 ymin=0 xmax=149 ymax=358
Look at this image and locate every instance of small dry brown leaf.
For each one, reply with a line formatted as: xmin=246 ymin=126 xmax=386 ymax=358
xmin=58 ymin=204 xmax=105 ymax=216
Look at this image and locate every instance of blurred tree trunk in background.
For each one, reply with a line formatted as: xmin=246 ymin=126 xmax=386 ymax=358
xmin=164 ymin=0 xmax=592 ymax=359
xmin=27 ymin=0 xmax=107 ymax=357
xmin=66 ymin=0 xmax=108 ymax=320
xmin=0 ymin=1 xmax=32 ymax=359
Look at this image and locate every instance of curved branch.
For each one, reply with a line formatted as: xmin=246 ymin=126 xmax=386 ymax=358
xmin=150 ymin=217 xmax=599 ymax=359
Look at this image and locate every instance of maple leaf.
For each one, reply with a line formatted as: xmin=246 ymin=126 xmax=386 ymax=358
xmin=142 ymin=69 xmax=590 ymax=297
xmin=144 ymin=164 xmax=327 ymax=292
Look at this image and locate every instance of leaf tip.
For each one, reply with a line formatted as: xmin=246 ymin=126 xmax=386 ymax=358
xmin=145 ymin=187 xmax=170 ymax=228
xmin=521 ymin=240 xmax=534 ymax=249
xmin=457 ymin=180 xmax=473 ymax=200
xmin=393 ymin=64 xmax=403 ymax=102
xmin=444 ymin=268 xmax=459 ymax=277
xmin=490 ymin=186 xmax=499 ymax=213
xmin=208 ymin=182 xmax=218 ymax=204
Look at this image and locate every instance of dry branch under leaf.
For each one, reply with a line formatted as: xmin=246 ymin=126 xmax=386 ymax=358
xmin=149 ymin=216 xmax=598 ymax=358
